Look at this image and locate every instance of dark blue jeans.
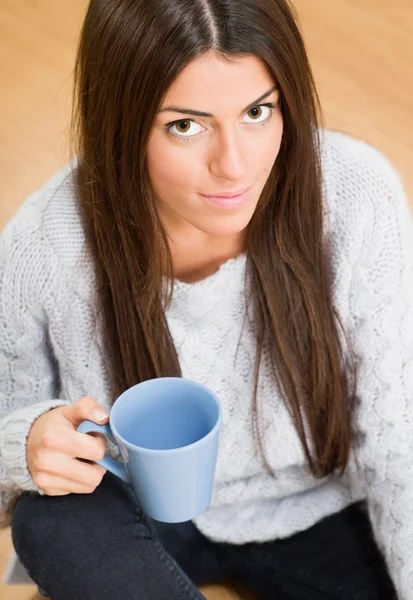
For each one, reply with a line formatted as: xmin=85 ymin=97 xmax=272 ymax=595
xmin=11 ymin=472 xmax=397 ymax=599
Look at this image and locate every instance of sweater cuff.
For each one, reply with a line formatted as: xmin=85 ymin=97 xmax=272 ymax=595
xmin=2 ymin=400 xmax=72 ymax=493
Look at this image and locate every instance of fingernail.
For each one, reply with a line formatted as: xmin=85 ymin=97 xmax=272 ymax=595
xmin=92 ymin=409 xmax=109 ymax=422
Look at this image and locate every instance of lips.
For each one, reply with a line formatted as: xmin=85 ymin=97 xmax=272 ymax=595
xmin=201 ymin=186 xmax=250 ymax=198
xmin=199 ymin=186 xmax=251 ymax=210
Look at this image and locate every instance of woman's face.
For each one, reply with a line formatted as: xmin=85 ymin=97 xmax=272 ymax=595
xmin=147 ymin=53 xmax=283 ymax=247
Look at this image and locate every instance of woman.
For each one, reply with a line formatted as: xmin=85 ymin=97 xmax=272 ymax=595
xmin=1 ymin=0 xmax=412 ymax=598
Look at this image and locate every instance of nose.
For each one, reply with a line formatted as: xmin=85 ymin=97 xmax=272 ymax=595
xmin=209 ymin=125 xmax=248 ymax=182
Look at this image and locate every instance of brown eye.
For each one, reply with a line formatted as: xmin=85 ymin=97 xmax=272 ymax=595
xmin=247 ymin=106 xmax=263 ymax=120
xmin=166 ymin=118 xmax=203 ymax=141
xmin=175 ymin=120 xmax=191 ymax=133
xmin=166 ymin=102 xmax=277 ymax=143
xmin=242 ymin=103 xmax=276 ymax=127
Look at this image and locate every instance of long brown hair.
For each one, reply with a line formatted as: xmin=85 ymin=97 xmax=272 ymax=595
xmin=70 ymin=0 xmax=357 ymax=478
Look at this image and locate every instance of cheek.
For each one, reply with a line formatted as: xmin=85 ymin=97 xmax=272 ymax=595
xmin=259 ymin=118 xmax=283 ymax=175
xmin=147 ymin=136 xmax=199 ymax=196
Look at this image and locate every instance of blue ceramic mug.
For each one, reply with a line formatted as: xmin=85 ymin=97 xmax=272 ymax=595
xmin=76 ymin=377 xmax=223 ymax=523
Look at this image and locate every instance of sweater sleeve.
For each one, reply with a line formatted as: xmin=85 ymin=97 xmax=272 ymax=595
xmin=349 ymin=168 xmax=413 ymax=599
xmin=0 ymin=205 xmax=71 ymax=528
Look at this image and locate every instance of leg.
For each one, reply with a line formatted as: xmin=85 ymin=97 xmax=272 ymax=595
xmin=10 ymin=471 xmax=225 ymax=600
xmin=153 ymin=518 xmax=225 ymax=587
xmin=222 ymin=501 xmax=397 ymax=600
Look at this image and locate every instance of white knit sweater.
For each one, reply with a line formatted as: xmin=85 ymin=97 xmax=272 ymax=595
xmin=1 ymin=129 xmax=413 ymax=597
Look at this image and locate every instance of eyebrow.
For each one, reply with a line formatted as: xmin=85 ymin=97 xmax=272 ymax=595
xmin=158 ymin=85 xmax=279 ymax=118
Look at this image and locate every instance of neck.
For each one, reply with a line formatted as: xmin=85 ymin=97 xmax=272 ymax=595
xmin=170 ymin=235 xmax=245 ymax=284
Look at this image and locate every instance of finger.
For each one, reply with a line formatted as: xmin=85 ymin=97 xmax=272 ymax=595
xmin=41 ymin=427 xmax=107 ymax=462
xmin=36 ymin=451 xmax=106 ymax=488
xmin=89 ymin=432 xmax=107 ymax=442
xmin=37 ymin=473 xmax=102 ymax=495
xmin=44 ymin=490 xmax=71 ymax=497
xmin=63 ymin=396 xmax=109 ymax=427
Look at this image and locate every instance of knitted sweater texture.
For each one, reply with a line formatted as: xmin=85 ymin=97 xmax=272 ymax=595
xmin=1 ymin=129 xmax=413 ymax=597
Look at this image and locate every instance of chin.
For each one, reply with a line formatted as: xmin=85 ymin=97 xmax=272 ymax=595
xmin=197 ymin=211 xmax=254 ymax=237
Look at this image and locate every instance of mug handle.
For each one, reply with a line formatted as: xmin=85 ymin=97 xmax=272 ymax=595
xmin=77 ymin=419 xmax=131 ymax=484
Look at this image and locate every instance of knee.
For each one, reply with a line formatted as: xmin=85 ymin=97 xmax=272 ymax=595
xmin=11 ymin=492 xmax=49 ymax=561
xmin=11 ymin=473 xmax=153 ymax=568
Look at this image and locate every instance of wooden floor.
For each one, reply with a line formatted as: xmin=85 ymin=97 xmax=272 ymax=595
xmin=0 ymin=0 xmax=412 ymax=598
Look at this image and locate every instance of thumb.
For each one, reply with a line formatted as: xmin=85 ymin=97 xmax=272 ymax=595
xmin=63 ymin=396 xmax=109 ymax=427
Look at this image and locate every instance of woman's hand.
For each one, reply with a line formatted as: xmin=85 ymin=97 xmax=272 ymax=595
xmin=27 ymin=396 xmax=110 ymax=496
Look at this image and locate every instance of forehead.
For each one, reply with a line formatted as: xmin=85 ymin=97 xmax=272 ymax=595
xmin=161 ymin=53 xmax=276 ymax=109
